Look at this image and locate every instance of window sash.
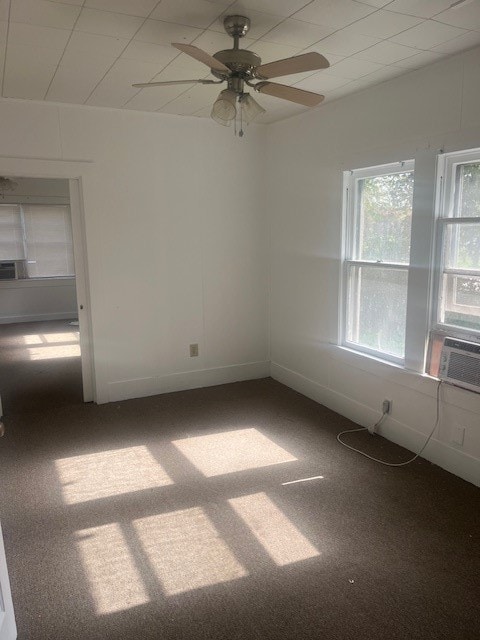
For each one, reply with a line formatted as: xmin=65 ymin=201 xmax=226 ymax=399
xmin=344 ymin=262 xmax=408 ymax=364
xmin=342 ymin=161 xmax=414 ymax=364
xmin=432 ymin=150 xmax=480 ymax=337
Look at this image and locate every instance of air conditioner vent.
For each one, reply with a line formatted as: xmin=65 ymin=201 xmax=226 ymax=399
xmin=440 ymin=338 xmax=480 ymax=393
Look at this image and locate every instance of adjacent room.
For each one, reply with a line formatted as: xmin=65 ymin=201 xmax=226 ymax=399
xmin=0 ymin=177 xmax=83 ymax=414
xmin=0 ymin=1 xmax=479 ymax=639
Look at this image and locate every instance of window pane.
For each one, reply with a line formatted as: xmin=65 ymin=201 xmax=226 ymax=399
xmin=347 ymin=266 xmax=408 ymax=358
xmin=444 ymin=223 xmax=480 ymax=270
xmin=440 ymin=274 xmax=480 ymax=331
xmin=454 ymin=162 xmax=480 ymax=218
xmin=356 ymin=171 xmax=413 ymax=263
xmin=0 ymin=204 xmax=25 ymax=260
xmin=23 ymin=205 xmax=74 ymax=278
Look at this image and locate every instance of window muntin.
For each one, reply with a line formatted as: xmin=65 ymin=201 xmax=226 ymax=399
xmin=343 ymin=161 xmax=414 ymax=363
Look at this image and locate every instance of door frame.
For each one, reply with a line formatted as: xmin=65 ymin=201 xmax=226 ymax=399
xmin=0 ymin=157 xmax=96 ymax=402
xmin=68 ymin=178 xmax=94 ymax=402
xmin=0 ymin=521 xmax=17 ymax=640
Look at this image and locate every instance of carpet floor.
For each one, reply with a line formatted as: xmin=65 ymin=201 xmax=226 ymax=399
xmin=0 ymin=321 xmax=479 ymax=640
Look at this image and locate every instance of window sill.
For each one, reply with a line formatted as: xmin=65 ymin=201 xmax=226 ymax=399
xmin=0 ymin=277 xmax=75 ymax=289
xmin=330 ymin=344 xmax=480 ymax=414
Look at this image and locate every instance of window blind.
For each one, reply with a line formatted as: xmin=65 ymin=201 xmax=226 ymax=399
xmin=23 ymin=205 xmax=75 ymax=278
xmin=0 ymin=204 xmax=25 ymax=260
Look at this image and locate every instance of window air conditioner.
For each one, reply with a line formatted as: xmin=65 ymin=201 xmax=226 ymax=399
xmin=0 ymin=260 xmax=27 ymax=280
xmin=439 ymin=337 xmax=480 ymax=393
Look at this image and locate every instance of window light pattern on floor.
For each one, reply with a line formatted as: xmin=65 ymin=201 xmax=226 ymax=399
xmin=133 ymin=507 xmax=247 ymax=595
xmin=229 ymin=492 xmax=319 ymax=566
xmin=55 ymin=446 xmax=173 ymax=504
xmin=4 ymin=331 xmax=81 ymax=360
xmin=172 ymin=428 xmax=296 ymax=477
xmin=75 ymin=523 xmax=149 ymax=615
xmin=27 ymin=344 xmax=81 ymax=360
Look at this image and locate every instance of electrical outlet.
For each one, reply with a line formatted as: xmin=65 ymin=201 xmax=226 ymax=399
xmin=189 ymin=343 xmax=199 ymax=357
xmin=451 ymin=425 xmax=465 ymax=447
xmin=382 ymin=399 xmax=391 ymax=414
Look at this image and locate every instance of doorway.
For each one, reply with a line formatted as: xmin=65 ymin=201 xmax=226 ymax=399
xmin=0 ymin=176 xmax=93 ymax=414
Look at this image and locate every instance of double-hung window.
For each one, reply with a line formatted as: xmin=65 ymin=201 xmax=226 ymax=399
xmin=0 ymin=204 xmax=74 ymax=278
xmin=427 ymin=150 xmax=480 ymax=373
xmin=342 ymin=161 xmax=414 ymax=364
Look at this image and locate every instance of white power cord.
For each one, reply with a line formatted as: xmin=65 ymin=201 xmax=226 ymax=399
xmin=337 ymin=380 xmax=442 ymax=467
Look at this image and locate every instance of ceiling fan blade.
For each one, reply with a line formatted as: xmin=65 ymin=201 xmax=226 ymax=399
xmin=172 ymin=43 xmax=230 ymax=73
xmin=255 ymin=52 xmax=329 ymax=80
xmin=255 ymin=81 xmax=324 ymax=107
xmin=132 ymin=79 xmax=221 ymax=88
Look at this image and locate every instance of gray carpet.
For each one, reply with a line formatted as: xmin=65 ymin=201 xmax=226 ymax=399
xmin=0 ymin=321 xmax=479 ymax=640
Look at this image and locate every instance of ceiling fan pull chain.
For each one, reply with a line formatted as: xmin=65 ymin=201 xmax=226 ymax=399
xmin=239 ymin=98 xmax=244 ymax=137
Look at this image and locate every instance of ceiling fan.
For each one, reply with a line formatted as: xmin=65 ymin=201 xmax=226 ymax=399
xmin=132 ymin=15 xmax=329 ymax=135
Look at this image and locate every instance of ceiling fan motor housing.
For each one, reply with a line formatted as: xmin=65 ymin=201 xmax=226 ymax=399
xmin=210 ymin=15 xmax=261 ymax=86
xmin=211 ymin=49 xmax=261 ymax=79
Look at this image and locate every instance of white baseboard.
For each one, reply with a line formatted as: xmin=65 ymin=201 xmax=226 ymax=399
xmin=107 ymin=360 xmax=271 ymax=403
xmin=0 ymin=312 xmax=77 ymax=324
xmin=271 ymin=361 xmax=480 ymax=487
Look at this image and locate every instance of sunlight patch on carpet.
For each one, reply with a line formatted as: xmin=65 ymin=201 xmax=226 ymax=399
xmin=43 ymin=332 xmax=79 ymax=343
xmin=172 ymin=428 xmax=296 ymax=477
xmin=229 ymin=492 xmax=320 ymax=566
xmin=75 ymin=523 xmax=149 ymax=615
xmin=133 ymin=507 xmax=247 ymax=595
xmin=19 ymin=334 xmax=43 ymax=345
xmin=27 ymin=344 xmax=80 ymax=360
xmin=55 ymin=445 xmax=173 ymax=504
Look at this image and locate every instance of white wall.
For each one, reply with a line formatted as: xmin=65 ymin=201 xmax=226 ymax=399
xmin=0 ymin=99 xmax=268 ymax=403
xmin=0 ymin=177 xmax=70 ymax=204
xmin=266 ymin=47 xmax=480 ymax=487
xmin=0 ymin=278 xmax=77 ymax=324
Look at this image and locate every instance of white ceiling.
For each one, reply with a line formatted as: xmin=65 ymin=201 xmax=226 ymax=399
xmin=1 ymin=0 xmax=480 ymax=124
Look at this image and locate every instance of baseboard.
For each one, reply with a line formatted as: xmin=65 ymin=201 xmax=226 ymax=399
xmin=0 ymin=312 xmax=77 ymax=324
xmin=107 ymin=361 xmax=271 ymax=403
xmin=271 ymin=361 xmax=480 ymax=487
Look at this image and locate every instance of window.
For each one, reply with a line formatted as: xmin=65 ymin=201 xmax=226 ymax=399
xmin=0 ymin=204 xmax=74 ymax=278
xmin=342 ymin=161 xmax=414 ymax=363
xmin=428 ymin=150 xmax=480 ymax=374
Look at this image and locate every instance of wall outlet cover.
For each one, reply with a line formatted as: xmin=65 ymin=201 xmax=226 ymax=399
xmin=451 ymin=425 xmax=465 ymax=447
xmin=189 ymin=343 xmax=199 ymax=357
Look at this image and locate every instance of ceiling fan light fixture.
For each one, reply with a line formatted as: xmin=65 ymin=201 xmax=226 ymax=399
xmin=211 ymin=89 xmax=237 ymax=125
xmin=211 ymin=107 xmax=232 ymax=126
xmin=240 ymin=94 xmax=265 ymax=123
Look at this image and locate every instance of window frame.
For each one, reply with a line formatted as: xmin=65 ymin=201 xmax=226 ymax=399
xmin=341 ymin=160 xmax=415 ymax=365
xmin=431 ymin=148 xmax=480 ymax=341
